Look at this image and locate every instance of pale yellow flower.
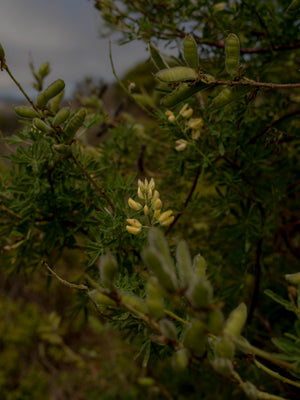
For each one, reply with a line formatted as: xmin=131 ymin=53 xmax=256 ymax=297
xmin=175 ymin=139 xmax=188 ymax=151
xmin=128 ymin=197 xmax=143 ymax=210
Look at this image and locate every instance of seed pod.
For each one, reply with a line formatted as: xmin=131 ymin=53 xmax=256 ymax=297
xmin=99 ymin=253 xmax=118 ymax=291
xmin=64 ymin=108 xmax=87 ymax=142
xmin=211 ymin=85 xmax=249 ymax=109
xmin=142 ymin=247 xmax=177 ymax=292
xmin=172 ymin=348 xmax=190 ymax=371
xmin=52 ymin=143 xmax=72 ymax=156
xmin=149 ymin=42 xmax=169 ymax=70
xmin=88 ymin=290 xmax=116 ymax=307
xmin=192 ymin=253 xmax=207 ymax=279
xmin=186 ymin=277 xmax=213 ymax=309
xmin=156 ymin=66 xmax=197 ymax=83
xmin=225 ymin=33 xmax=240 ymax=77
xmin=207 ymin=309 xmax=224 ymax=334
xmin=0 ymin=43 xmax=5 ymax=61
xmin=49 ymin=90 xmax=65 ymax=114
xmin=183 ymin=320 xmax=207 ymax=357
xmin=287 ymin=0 xmax=300 ymax=12
xmin=159 ymin=319 xmax=178 ymax=341
xmin=285 ymin=272 xmax=300 ymax=285
xmin=183 ymin=35 xmax=198 ymax=69
xmin=33 ymin=118 xmax=52 ymax=133
xmin=14 ymin=106 xmax=40 ymax=119
xmin=147 ymin=228 xmax=177 ymax=288
xmin=121 ymin=293 xmax=148 ymax=315
xmin=176 ymin=240 xmax=193 ymax=288
xmin=37 ymin=92 xmax=48 ymax=109
xmin=161 ymin=81 xmax=211 ymax=108
xmin=223 ymin=303 xmax=247 ymax=338
xmin=214 ymin=338 xmax=235 ymax=359
xmin=137 ymin=377 xmax=155 ymax=387
xmin=43 ymin=79 xmax=65 ymax=102
xmin=52 ymin=107 xmax=70 ymax=127
xmin=212 ymin=357 xmax=233 ymax=377
xmin=38 ymin=62 xmax=50 ymax=78
xmin=146 ymin=277 xmax=165 ymax=319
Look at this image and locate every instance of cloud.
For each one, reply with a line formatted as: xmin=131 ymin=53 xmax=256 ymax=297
xmin=0 ymin=0 xmax=148 ymax=99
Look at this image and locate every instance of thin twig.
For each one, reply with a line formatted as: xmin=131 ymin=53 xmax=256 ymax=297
xmin=254 ymin=359 xmax=300 ymax=389
xmin=43 ymin=260 xmax=88 ymax=291
xmin=165 ymin=164 xmax=201 ymax=236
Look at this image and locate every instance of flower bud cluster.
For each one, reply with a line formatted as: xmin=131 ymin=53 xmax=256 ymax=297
xmin=126 ymin=178 xmax=174 ymax=235
xmin=164 ymin=103 xmax=204 ymax=151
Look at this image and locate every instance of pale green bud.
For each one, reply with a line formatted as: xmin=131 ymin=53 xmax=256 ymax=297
xmin=183 ymin=320 xmax=206 ymax=357
xmin=99 ymin=253 xmax=118 ymax=291
xmin=159 ymin=319 xmax=178 ymax=341
xmin=223 ymin=303 xmax=247 ymax=338
xmin=176 ymin=240 xmax=193 ymax=288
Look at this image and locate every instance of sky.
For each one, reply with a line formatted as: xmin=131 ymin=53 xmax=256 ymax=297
xmin=0 ymin=0 xmax=148 ymax=100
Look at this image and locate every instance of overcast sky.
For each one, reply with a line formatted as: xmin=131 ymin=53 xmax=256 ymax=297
xmin=0 ymin=0 xmax=148 ymax=100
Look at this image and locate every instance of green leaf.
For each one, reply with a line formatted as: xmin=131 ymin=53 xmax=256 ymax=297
xmin=264 ymin=289 xmax=293 ymax=311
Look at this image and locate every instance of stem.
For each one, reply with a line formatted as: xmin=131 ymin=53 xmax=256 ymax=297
xmin=71 ymin=154 xmax=114 ymax=214
xmin=4 ymin=63 xmax=39 ymax=111
xmin=232 ymin=337 xmax=298 ymax=373
xmin=215 ymin=79 xmax=300 ymax=89
xmin=254 ymin=359 xmax=300 ymax=389
xmin=43 ymin=260 xmax=88 ymax=291
xmin=165 ymin=164 xmax=201 ymax=236
xmin=164 ymin=309 xmax=190 ymax=326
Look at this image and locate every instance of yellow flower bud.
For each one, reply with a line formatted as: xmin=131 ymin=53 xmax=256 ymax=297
xmin=144 ymin=205 xmax=150 ymax=216
xmin=153 ymin=210 xmax=161 ymax=220
xmin=187 ymin=118 xmax=203 ymax=130
xmin=152 ymin=190 xmax=160 ymax=202
xmin=158 ymin=210 xmax=173 ymax=223
xmin=160 ymin=216 xmax=175 ymax=226
xmin=165 ymin=110 xmax=174 ymax=117
xmin=126 ymin=218 xmax=142 ymax=228
xmin=213 ymin=2 xmax=226 ymax=12
xmin=181 ymin=108 xmax=193 ymax=118
xmin=138 ymin=186 xmax=145 ymax=200
xmin=168 ymin=115 xmax=176 ymax=123
xmin=191 ymin=129 xmax=201 ymax=140
xmin=126 ymin=225 xmax=142 ymax=235
xmin=175 ymin=139 xmax=188 ymax=151
xmin=179 ymin=103 xmax=189 ymax=115
xmin=148 ymin=178 xmax=155 ymax=191
xmin=152 ymin=198 xmax=162 ymax=210
xmin=128 ymin=197 xmax=143 ymax=210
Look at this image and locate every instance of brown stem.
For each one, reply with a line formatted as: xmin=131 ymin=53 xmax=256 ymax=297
xmin=248 ymin=109 xmax=300 ymax=144
xmin=165 ymin=164 xmax=201 ymax=236
xmin=215 ymin=79 xmax=300 ymax=89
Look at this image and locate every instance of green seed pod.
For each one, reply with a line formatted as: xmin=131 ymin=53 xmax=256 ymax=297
xmin=207 ymin=309 xmax=224 ymax=334
xmin=159 ymin=319 xmax=178 ymax=341
xmin=186 ymin=277 xmax=213 ymax=309
xmin=183 ymin=320 xmax=207 ymax=357
xmin=52 ymin=143 xmax=73 ymax=156
xmin=88 ymin=290 xmax=116 ymax=307
xmin=212 ymin=357 xmax=233 ymax=377
xmin=149 ymin=42 xmax=169 ymax=70
xmin=223 ymin=303 xmax=247 ymax=338
xmin=211 ymin=85 xmax=249 ymax=109
xmin=64 ymin=108 xmax=87 ymax=142
xmin=142 ymin=247 xmax=177 ymax=292
xmin=137 ymin=377 xmax=155 ymax=387
xmin=37 ymin=92 xmax=48 ymax=109
xmin=192 ymin=253 xmax=207 ymax=279
xmin=49 ymin=90 xmax=65 ymax=114
xmin=121 ymin=293 xmax=148 ymax=315
xmin=38 ymin=62 xmax=50 ymax=78
xmin=0 ymin=43 xmax=6 ymax=61
xmin=52 ymin=107 xmax=71 ymax=127
xmin=183 ymin=34 xmax=198 ymax=69
xmin=176 ymin=240 xmax=193 ymax=288
xmin=287 ymin=0 xmax=300 ymax=12
xmin=146 ymin=278 xmax=165 ymax=319
xmin=161 ymin=81 xmax=211 ymax=108
xmin=33 ymin=118 xmax=52 ymax=133
xmin=99 ymin=253 xmax=118 ymax=291
xmin=43 ymin=79 xmax=65 ymax=103
xmin=214 ymin=338 xmax=235 ymax=360
xmin=14 ymin=106 xmax=40 ymax=119
xmin=156 ymin=66 xmax=197 ymax=83
xmin=172 ymin=348 xmax=190 ymax=371
xmin=225 ymin=33 xmax=240 ymax=77
xmin=285 ymin=272 xmax=300 ymax=285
